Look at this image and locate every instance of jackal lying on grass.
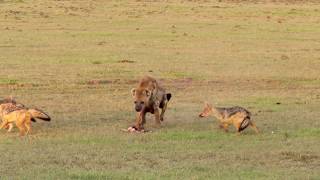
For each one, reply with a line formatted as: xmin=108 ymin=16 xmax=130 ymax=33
xmin=199 ymin=102 xmax=259 ymax=134
xmin=0 ymin=98 xmax=51 ymax=136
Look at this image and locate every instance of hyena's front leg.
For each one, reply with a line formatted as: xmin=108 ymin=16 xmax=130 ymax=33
xmin=154 ymin=108 xmax=161 ymax=126
xmin=134 ymin=111 xmax=146 ymax=131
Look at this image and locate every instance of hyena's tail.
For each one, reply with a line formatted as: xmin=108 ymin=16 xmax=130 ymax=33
xmin=28 ymin=108 xmax=51 ymax=122
xmin=166 ymin=93 xmax=172 ymax=101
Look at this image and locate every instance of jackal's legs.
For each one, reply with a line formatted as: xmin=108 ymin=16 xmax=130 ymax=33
xmin=0 ymin=120 xmax=8 ymax=130
xmin=7 ymin=123 xmax=13 ymax=132
xmin=16 ymin=121 xmax=27 ymax=136
xmin=219 ymin=123 xmax=229 ymax=132
xmin=249 ymin=121 xmax=259 ymax=134
xmin=25 ymin=121 xmax=31 ymax=135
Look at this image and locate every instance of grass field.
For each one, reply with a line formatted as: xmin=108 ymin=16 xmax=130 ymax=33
xmin=0 ymin=0 xmax=319 ymax=179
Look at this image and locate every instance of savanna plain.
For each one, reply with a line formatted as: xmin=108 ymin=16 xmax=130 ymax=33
xmin=0 ymin=0 xmax=319 ymax=179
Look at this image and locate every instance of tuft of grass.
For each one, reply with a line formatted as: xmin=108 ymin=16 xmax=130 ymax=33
xmin=91 ymin=60 xmax=102 ymax=65
xmin=0 ymin=78 xmax=19 ymax=85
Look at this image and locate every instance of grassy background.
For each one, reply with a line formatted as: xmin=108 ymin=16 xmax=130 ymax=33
xmin=0 ymin=0 xmax=319 ymax=179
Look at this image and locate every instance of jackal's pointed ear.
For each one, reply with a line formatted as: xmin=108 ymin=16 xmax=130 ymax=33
xmin=131 ymin=88 xmax=136 ymax=97
xmin=204 ymin=102 xmax=212 ymax=108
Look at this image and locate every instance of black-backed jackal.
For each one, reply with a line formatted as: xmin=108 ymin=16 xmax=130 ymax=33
xmin=199 ymin=102 xmax=259 ymax=134
xmin=0 ymin=98 xmax=51 ymax=136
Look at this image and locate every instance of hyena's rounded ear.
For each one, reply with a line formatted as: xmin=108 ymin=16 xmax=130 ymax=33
xmin=131 ymin=88 xmax=136 ymax=96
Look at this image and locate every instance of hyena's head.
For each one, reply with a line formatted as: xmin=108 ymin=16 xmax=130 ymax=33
xmin=131 ymin=88 xmax=151 ymax=112
xmin=199 ymin=102 xmax=213 ymax=118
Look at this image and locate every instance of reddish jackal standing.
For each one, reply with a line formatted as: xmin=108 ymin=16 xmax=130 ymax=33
xmin=199 ymin=102 xmax=259 ymax=134
xmin=0 ymin=98 xmax=51 ymax=136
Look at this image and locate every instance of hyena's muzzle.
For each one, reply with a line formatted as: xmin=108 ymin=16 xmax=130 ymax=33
xmin=134 ymin=101 xmax=145 ymax=112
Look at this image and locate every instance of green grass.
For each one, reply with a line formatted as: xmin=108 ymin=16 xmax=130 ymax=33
xmin=0 ymin=78 xmax=19 ymax=85
xmin=0 ymin=0 xmax=320 ymax=179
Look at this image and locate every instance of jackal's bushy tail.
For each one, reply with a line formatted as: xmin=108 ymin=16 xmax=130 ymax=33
xmin=239 ymin=117 xmax=251 ymax=132
xmin=28 ymin=109 xmax=51 ymax=121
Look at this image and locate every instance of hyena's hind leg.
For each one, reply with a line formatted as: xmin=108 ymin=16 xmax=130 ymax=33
xmin=159 ymin=102 xmax=167 ymax=121
xmin=154 ymin=108 xmax=161 ymax=126
xmin=159 ymin=93 xmax=171 ymax=121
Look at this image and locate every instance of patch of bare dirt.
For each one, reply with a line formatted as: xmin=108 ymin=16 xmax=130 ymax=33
xmin=83 ymin=78 xmax=253 ymax=90
xmin=87 ymin=80 xmax=112 ymax=85
xmin=159 ymin=78 xmax=193 ymax=88
xmin=0 ymin=83 xmax=49 ymax=89
xmin=220 ymin=0 xmax=320 ymax=3
xmin=117 ymin=60 xmax=135 ymax=63
xmin=86 ymin=77 xmax=318 ymax=92
xmin=280 ymin=151 xmax=319 ymax=164
xmin=87 ymin=79 xmax=137 ymax=85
